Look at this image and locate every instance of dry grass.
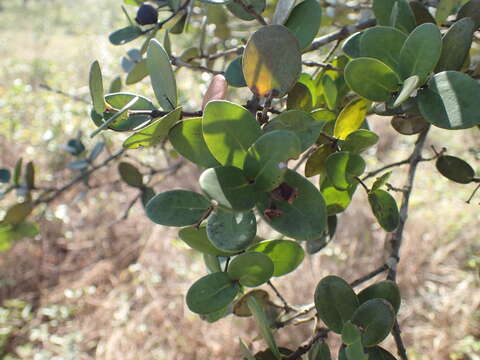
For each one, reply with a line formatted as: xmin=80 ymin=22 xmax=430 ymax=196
xmin=0 ymin=1 xmax=479 ymax=359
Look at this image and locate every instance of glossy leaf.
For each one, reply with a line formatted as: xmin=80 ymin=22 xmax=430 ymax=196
xmin=25 ymin=161 xmax=34 ymax=190
xmin=186 ymin=272 xmax=239 ymax=315
xmin=326 ymin=152 xmax=366 ymax=191
xmin=391 ymin=114 xmax=429 ymax=135
xmin=314 ymin=276 xmax=359 ymax=334
xmin=207 ymin=210 xmax=257 ymax=252
xmin=367 ymin=347 xmax=397 ymax=360
xmin=287 ymin=82 xmax=314 ymax=112
xmin=199 ymin=166 xmax=256 ymax=211
xmin=240 ymin=338 xmax=256 ymax=360
xmin=357 ymin=280 xmax=401 ymax=313
xmin=305 ymin=145 xmax=336 ymax=178
xmin=203 ymin=100 xmax=261 ymax=168
xmin=342 ymin=32 xmax=363 ymax=59
xmin=306 ymin=215 xmax=337 ymax=254
xmin=109 ymin=76 xmax=122 ymax=93
xmin=351 ymin=299 xmax=395 ymax=347
xmin=368 ymin=189 xmax=399 ymax=232
xmin=257 ymin=170 xmax=327 ymax=241
xmin=372 ymin=0 xmax=416 ymax=33
xmin=243 ymin=25 xmax=301 ymax=97
xmin=272 ymin=0 xmax=296 ymax=25
xmin=409 ymin=1 xmax=436 ymax=25
xmin=371 ymin=172 xmax=392 ymax=192
xmin=147 ymin=39 xmax=177 ymax=110
xmin=457 ymin=0 xmax=480 ymax=29
xmin=118 ymin=162 xmax=143 ymax=188
xmin=248 ymin=239 xmax=305 ymax=277
xmin=334 ymin=98 xmax=369 ymax=140
xmin=141 ymin=187 xmax=155 ymax=209
xmin=169 ymin=117 xmax=220 ymax=168
xmin=321 ymin=177 xmax=358 ymax=215
xmin=146 ymin=190 xmax=211 ymax=227
xmin=243 ymin=130 xmax=301 ymax=192
xmin=393 ymin=75 xmax=419 ymax=107
xmin=109 ymin=26 xmax=142 ymax=45
xmin=436 ymin=155 xmax=475 ymax=183
xmin=225 ymin=56 xmax=247 ymax=87
xmin=435 ymin=17 xmax=475 ymax=72
xmin=285 ymin=0 xmax=321 ymax=50
xmin=126 ymin=59 xmax=148 ymax=85
xmin=359 ymin=26 xmax=407 ymax=73
xmin=226 ymin=0 xmax=266 ymax=21
xmin=247 ymin=297 xmax=281 ymax=359
xmin=345 ymin=58 xmax=400 ymax=102
xmin=418 ymin=71 xmax=480 ymax=129
xmin=2 ymin=202 xmax=33 ymax=226
xmin=308 ymin=341 xmax=332 ymax=360
xmin=342 ymin=130 xmax=379 ymax=154
xmin=179 ymin=226 xmax=234 ymax=256
xmin=264 ymin=110 xmax=324 ymax=152
xmin=13 ymin=158 xmax=22 ymax=186
xmin=227 ymin=252 xmax=274 ymax=287
xmin=89 ymin=61 xmax=106 ymax=114
xmin=398 ymin=23 xmax=442 ymax=81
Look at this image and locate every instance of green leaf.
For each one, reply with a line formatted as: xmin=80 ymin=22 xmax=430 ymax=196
xmin=240 ymin=338 xmax=256 ymax=360
xmin=368 ymin=189 xmax=399 ymax=232
xmin=321 ymin=177 xmax=358 ymax=215
xmin=0 ymin=168 xmax=11 ymax=183
xmin=225 ymin=56 xmax=247 ymax=87
xmin=147 ymin=39 xmax=177 ymax=110
xmin=351 ymin=299 xmax=395 ymax=347
xmin=141 ymin=187 xmax=155 ymax=209
xmin=285 ymin=0 xmax=322 ymax=50
xmin=410 ymin=1 xmax=436 ymax=25
xmin=247 ymin=297 xmax=281 ymax=359
xmin=264 ymin=110 xmax=324 ymax=152
xmin=308 ymin=341 xmax=332 ymax=360
xmin=101 ymin=92 xmax=155 ymax=131
xmin=146 ymin=190 xmax=211 ymax=227
xmin=199 ymin=166 xmax=256 ymax=212
xmin=243 ymin=25 xmax=302 ymax=97
xmin=123 ymin=107 xmax=182 ymax=149
xmin=243 ymin=130 xmax=301 ymax=192
xmin=326 ymin=152 xmax=366 ymax=191
xmin=109 ymin=26 xmax=143 ymax=45
xmin=342 ymin=321 xmax=362 ymax=345
xmin=436 ymin=155 xmax=475 ymax=183
xmin=118 ymin=162 xmax=144 ymax=188
xmin=91 ymin=96 xmax=140 ymax=137
xmin=0 ymin=221 xmax=39 ymax=250
xmin=435 ymin=17 xmax=475 ymax=72
xmin=372 ymin=0 xmax=416 ymax=33
xmin=203 ymin=100 xmax=261 ymax=168
xmin=357 ymin=280 xmax=401 ymax=313
xmin=342 ymin=32 xmax=363 ymax=59
xmin=418 ymin=71 xmax=480 ymax=129
xmin=234 ymin=290 xmax=270 ymax=317
xmin=371 ymin=172 xmax=392 ymax=192
xmin=342 ymin=130 xmax=379 ymax=154
xmin=109 ymin=76 xmax=122 ymax=93
xmin=207 ymin=210 xmax=257 ymax=252
xmin=321 ymin=75 xmax=337 ymax=111
xmin=178 ymin=226 xmax=234 ymax=256
xmin=398 ymin=23 xmax=442 ymax=81
xmin=344 ymin=58 xmax=400 ymax=102
xmin=306 ymin=215 xmax=337 ymax=254
xmin=89 ymin=61 xmax=106 ymax=114
xmin=345 ymin=338 xmax=368 ymax=360
xmin=2 ymin=202 xmax=33 ymax=225
xmin=272 ymin=0 xmax=296 ymax=25
xmin=457 ymin=0 xmax=480 ymax=29
xmin=186 ymin=272 xmax=239 ymax=315
xmin=334 ymin=98 xmax=369 ymax=140
xmin=227 ymin=252 xmax=274 ymax=287
xmin=25 ymin=161 xmax=34 ymax=190
xmin=367 ymin=346 xmax=397 ymax=360
xmin=392 ymin=75 xmax=419 ymax=107
xmin=126 ymin=59 xmax=148 ymax=85
xmin=257 ymin=170 xmax=327 ymax=241
xmin=287 ymin=82 xmax=314 ymax=112
xmin=13 ymin=158 xmax=22 ymax=186
xmin=314 ymin=275 xmax=359 ymax=334
xmin=435 ymin=0 xmax=459 ymax=25
xmin=203 ymin=253 xmax=223 ymax=273
xmin=226 ymin=0 xmax=266 ymax=21
xmin=248 ymin=239 xmax=305 ymax=277
xmin=305 ymin=144 xmax=336 ymax=178
xmin=168 ymin=117 xmax=220 ymax=168
xmin=359 ymin=26 xmax=407 ymax=73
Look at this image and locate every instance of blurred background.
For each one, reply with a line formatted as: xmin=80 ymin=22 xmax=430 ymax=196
xmin=0 ymin=0 xmax=479 ymax=359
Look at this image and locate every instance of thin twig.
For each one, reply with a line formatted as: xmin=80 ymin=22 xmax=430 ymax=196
xmin=283 ymin=328 xmax=329 ymax=360
xmin=39 ymin=83 xmax=89 ymax=104
xmin=302 ymin=60 xmax=341 ymax=71
xmin=349 ymin=264 xmax=389 ymax=287
xmin=267 ymin=280 xmax=295 ymax=313
xmin=171 ymin=57 xmax=224 ymax=75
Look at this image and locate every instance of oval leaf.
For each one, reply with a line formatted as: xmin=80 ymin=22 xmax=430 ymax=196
xmin=436 ymin=155 xmax=475 ymax=184
xmin=179 ymin=226 xmax=234 ymax=256
xmin=351 ymin=299 xmax=395 ymax=347
xmin=227 ymin=252 xmax=274 ymax=287
xmin=285 ymin=0 xmax=322 ymax=50
xmin=207 ymin=210 xmax=257 ymax=252
xmin=368 ymin=189 xmax=399 ymax=232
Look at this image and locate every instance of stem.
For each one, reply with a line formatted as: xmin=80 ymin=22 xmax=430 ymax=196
xmin=283 ymin=328 xmax=329 ymax=360
xmin=267 ymin=280 xmax=295 ymax=313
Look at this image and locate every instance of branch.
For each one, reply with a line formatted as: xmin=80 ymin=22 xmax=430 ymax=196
xmin=267 ymin=280 xmax=295 ymax=313
xmin=307 ymin=18 xmax=376 ymax=52
xmin=284 ymin=328 xmax=329 ymax=360
xmin=171 ymin=57 xmax=224 ymax=75
xmin=349 ymin=264 xmax=389 ymax=287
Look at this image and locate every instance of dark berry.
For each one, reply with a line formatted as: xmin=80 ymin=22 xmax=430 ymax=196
xmin=135 ymin=4 xmax=158 ymax=25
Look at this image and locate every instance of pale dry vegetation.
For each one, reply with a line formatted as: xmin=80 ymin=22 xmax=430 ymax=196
xmin=0 ymin=0 xmax=478 ymax=359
